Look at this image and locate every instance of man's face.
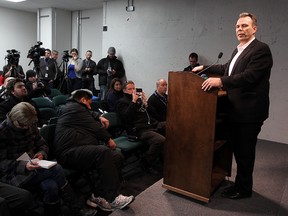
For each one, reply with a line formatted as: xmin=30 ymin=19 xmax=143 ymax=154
xmin=12 ymin=82 xmax=27 ymax=98
xmin=108 ymin=52 xmax=115 ymax=59
xmin=86 ymin=51 xmax=92 ymax=60
xmin=236 ymin=16 xmax=257 ymax=44
xmin=189 ymin=57 xmax=198 ymax=67
xmin=124 ymin=83 xmax=135 ymax=95
xmin=157 ymin=80 xmax=167 ymax=95
xmin=28 ymin=76 xmax=36 ymax=83
xmin=52 ymin=52 xmax=58 ymax=60
xmin=45 ymin=50 xmax=51 ymax=59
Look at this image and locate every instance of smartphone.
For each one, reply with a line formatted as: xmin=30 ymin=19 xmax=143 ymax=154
xmin=136 ymin=88 xmax=142 ymax=97
xmin=136 ymin=88 xmax=142 ymax=93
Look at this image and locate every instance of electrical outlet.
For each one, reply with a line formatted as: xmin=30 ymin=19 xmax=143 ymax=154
xmin=126 ymin=6 xmax=135 ymax=12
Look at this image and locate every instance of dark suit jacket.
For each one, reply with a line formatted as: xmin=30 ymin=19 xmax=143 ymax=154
xmin=205 ymin=39 xmax=273 ymax=123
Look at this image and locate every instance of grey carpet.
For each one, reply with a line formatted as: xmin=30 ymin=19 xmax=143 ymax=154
xmin=111 ymin=140 xmax=288 ymax=216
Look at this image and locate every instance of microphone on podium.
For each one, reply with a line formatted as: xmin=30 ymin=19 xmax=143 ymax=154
xmin=196 ymin=52 xmax=223 ymax=76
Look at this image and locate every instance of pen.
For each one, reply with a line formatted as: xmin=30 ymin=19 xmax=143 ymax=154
xmin=29 ymin=158 xmax=38 ymax=173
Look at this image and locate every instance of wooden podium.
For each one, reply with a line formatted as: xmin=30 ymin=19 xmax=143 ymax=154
xmin=162 ymin=72 xmax=232 ymax=203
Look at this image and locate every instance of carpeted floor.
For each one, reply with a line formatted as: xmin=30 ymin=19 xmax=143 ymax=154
xmin=110 ymin=139 xmax=288 ymax=216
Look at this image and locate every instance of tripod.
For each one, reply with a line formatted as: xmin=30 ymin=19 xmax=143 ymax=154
xmin=59 ymin=60 xmax=71 ymax=94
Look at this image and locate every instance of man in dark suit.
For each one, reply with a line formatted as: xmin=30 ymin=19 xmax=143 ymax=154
xmin=192 ymin=12 xmax=273 ymax=199
xmin=81 ymin=50 xmax=97 ymax=92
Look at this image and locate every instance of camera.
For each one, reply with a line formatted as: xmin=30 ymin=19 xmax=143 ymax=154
xmin=37 ymin=81 xmax=45 ymax=88
xmin=62 ymin=50 xmax=72 ymax=62
xmin=5 ymin=49 xmax=20 ymax=65
xmin=27 ymin=41 xmax=46 ymax=60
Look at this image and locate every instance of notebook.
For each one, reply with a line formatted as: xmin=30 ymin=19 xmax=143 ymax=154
xmin=16 ymin=152 xmax=57 ymax=169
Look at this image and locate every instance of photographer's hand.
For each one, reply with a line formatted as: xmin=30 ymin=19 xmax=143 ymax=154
xmin=142 ymin=92 xmax=148 ymax=107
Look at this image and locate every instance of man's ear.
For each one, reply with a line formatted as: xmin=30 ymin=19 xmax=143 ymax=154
xmin=80 ymin=97 xmax=86 ymax=104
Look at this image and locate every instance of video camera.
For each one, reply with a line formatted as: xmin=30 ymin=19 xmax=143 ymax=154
xmin=5 ymin=49 xmax=20 ymax=65
xmin=27 ymin=41 xmax=46 ymax=60
xmin=62 ymin=50 xmax=72 ymax=62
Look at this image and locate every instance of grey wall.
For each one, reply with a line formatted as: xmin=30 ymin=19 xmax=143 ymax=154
xmin=101 ymin=0 xmax=288 ymax=144
xmin=0 ymin=8 xmax=36 ymax=72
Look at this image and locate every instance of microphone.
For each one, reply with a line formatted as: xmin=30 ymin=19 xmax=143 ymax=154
xmin=196 ymin=52 xmax=223 ymax=75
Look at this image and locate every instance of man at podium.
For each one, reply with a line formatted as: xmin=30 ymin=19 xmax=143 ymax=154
xmin=192 ymin=12 xmax=273 ymax=200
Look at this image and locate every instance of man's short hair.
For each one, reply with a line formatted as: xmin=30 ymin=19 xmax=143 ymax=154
xmin=189 ymin=52 xmax=198 ymax=61
xmin=239 ymin=12 xmax=257 ymax=27
xmin=6 ymin=78 xmax=24 ymax=94
xmin=52 ymin=50 xmax=59 ymax=55
xmin=123 ymin=80 xmax=134 ymax=90
xmin=70 ymin=89 xmax=93 ymax=102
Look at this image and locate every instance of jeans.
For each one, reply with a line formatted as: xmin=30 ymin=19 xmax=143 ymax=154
xmin=22 ymin=164 xmax=66 ymax=204
xmin=99 ymin=84 xmax=107 ymax=101
xmin=139 ymin=122 xmax=166 ymax=165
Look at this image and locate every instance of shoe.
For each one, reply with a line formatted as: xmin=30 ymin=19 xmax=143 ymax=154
xmin=221 ymin=185 xmax=236 ymax=194
xmin=110 ymin=194 xmax=135 ymax=210
xmin=221 ymin=187 xmax=252 ymax=199
xmin=86 ymin=194 xmax=112 ymax=211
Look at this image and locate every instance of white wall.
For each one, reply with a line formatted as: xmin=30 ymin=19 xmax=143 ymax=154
xmin=0 ymin=0 xmax=287 ymax=144
xmin=102 ymin=0 xmax=288 ymax=144
xmin=0 ymin=7 xmax=37 ymax=73
xmin=53 ymin=9 xmax=72 ymax=56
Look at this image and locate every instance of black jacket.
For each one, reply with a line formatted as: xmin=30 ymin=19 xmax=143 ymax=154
xmin=81 ymin=59 xmax=97 ymax=80
xmin=0 ymin=95 xmax=44 ymax=126
xmin=116 ymin=93 xmax=157 ymax=136
xmin=96 ymin=56 xmax=125 ymax=86
xmin=204 ymin=39 xmax=273 ymax=123
xmin=147 ymin=91 xmax=167 ymax=122
xmin=54 ymin=101 xmax=112 ymax=163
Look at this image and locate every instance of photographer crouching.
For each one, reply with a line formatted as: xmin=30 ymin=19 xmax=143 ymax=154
xmin=25 ymin=70 xmax=51 ymax=98
xmin=3 ymin=49 xmax=25 ymax=79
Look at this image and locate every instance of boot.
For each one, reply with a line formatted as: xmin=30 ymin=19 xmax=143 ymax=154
xmin=44 ymin=202 xmax=61 ymax=216
xmin=61 ymin=182 xmax=82 ymax=216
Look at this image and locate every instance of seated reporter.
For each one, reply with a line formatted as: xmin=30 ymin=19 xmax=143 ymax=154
xmin=147 ymin=79 xmax=168 ymax=121
xmin=0 ymin=78 xmax=45 ymax=126
xmin=0 ymin=102 xmax=82 ymax=216
xmin=54 ymin=89 xmax=134 ymax=212
xmin=116 ymin=81 xmax=166 ymax=174
xmin=25 ymin=70 xmax=51 ymax=98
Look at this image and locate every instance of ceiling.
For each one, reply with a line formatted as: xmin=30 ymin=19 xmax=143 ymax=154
xmin=0 ymin=0 xmax=106 ymax=13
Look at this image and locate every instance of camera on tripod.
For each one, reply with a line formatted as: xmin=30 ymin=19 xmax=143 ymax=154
xmin=5 ymin=49 xmax=20 ymax=65
xmin=27 ymin=41 xmax=46 ymax=60
xmin=62 ymin=50 xmax=72 ymax=62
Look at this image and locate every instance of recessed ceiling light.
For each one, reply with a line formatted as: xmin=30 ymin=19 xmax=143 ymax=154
xmin=5 ymin=0 xmax=27 ymax=3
